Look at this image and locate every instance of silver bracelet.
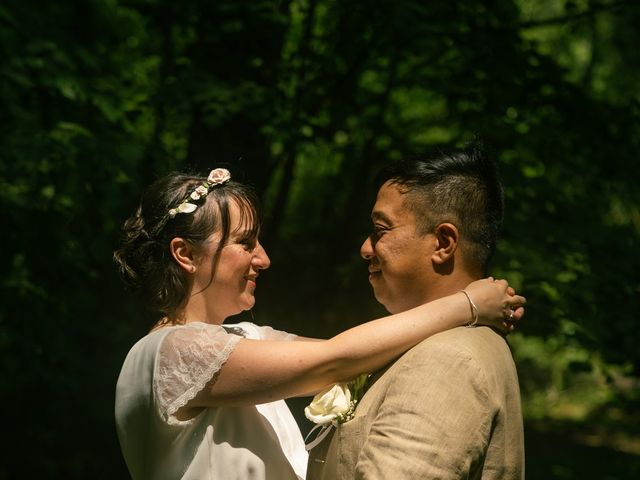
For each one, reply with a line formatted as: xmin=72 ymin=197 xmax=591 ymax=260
xmin=459 ymin=290 xmax=479 ymax=327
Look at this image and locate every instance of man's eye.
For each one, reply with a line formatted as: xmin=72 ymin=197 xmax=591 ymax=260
xmin=372 ymin=225 xmax=388 ymax=239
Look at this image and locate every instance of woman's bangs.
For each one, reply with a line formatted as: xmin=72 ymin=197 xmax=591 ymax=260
xmin=232 ymin=193 xmax=260 ymax=239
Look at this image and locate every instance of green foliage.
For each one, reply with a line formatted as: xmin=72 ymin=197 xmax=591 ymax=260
xmin=1 ymin=0 xmax=639 ymax=477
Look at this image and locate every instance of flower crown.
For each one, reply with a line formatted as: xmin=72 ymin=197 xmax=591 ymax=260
xmin=168 ymin=168 xmax=231 ymax=218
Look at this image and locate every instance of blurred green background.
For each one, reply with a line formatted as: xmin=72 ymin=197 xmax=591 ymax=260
xmin=1 ymin=0 xmax=639 ymax=478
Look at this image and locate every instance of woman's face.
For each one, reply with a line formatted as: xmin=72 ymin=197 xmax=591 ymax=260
xmin=195 ymin=199 xmax=270 ymax=321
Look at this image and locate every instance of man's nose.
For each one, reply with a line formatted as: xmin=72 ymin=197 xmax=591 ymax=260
xmin=253 ymin=241 xmax=271 ymax=270
xmin=360 ymin=236 xmax=374 ymax=260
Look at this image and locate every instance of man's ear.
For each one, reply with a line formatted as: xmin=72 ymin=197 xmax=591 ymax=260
xmin=431 ymin=223 xmax=459 ymax=265
xmin=170 ymin=237 xmax=197 ymax=273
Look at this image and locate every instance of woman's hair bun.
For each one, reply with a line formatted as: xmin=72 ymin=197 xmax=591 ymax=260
xmin=113 ymin=207 xmax=154 ymax=290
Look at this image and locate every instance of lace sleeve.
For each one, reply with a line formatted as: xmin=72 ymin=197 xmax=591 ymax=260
xmin=154 ymin=323 xmax=242 ymax=421
xmin=258 ymin=324 xmax=297 ymax=341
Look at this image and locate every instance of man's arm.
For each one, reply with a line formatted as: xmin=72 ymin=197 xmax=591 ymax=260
xmin=355 ymin=338 xmax=496 ymax=479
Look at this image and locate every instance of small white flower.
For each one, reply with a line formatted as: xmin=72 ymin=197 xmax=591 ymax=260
xmin=190 ymin=185 xmax=209 ymax=200
xmin=305 ymin=383 xmax=352 ymax=426
xmin=174 ymin=202 xmax=198 ymax=214
xmin=207 ymin=168 xmax=231 ymax=185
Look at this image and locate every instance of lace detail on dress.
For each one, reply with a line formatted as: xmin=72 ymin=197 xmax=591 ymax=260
xmin=154 ymin=323 xmax=242 ymax=422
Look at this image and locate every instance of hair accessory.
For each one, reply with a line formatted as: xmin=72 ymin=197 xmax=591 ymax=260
xmin=168 ymin=168 xmax=231 ymax=218
xmin=459 ymin=290 xmax=479 ymax=327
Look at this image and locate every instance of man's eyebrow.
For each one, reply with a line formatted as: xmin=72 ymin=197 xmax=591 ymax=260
xmin=371 ymin=211 xmax=392 ymax=224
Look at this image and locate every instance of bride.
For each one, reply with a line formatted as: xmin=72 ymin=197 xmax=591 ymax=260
xmin=114 ymin=168 xmax=525 ymax=480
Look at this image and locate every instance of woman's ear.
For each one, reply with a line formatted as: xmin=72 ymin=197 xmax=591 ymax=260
xmin=170 ymin=237 xmax=197 ymax=273
xmin=431 ymin=223 xmax=459 ymax=265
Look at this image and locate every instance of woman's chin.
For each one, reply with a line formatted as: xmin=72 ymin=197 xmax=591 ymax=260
xmin=241 ymin=296 xmax=256 ymax=312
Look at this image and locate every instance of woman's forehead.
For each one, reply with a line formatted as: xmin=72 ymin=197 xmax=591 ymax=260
xmin=228 ymin=196 xmax=259 ymax=234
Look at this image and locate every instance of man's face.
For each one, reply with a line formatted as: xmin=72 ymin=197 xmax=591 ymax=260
xmin=360 ymin=181 xmax=437 ymax=314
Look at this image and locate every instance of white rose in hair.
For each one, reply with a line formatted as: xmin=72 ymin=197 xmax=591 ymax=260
xmin=207 ymin=168 xmax=231 ymax=185
xmin=176 ymin=202 xmax=197 ymax=213
xmin=304 ymin=383 xmax=351 ymax=426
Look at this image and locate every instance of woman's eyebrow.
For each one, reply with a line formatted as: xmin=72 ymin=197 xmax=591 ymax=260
xmin=231 ymin=226 xmax=257 ymax=240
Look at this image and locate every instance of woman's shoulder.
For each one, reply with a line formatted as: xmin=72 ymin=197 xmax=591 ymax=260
xmin=124 ymin=327 xmax=175 ymax=359
xmin=158 ymin=322 xmax=242 ymax=358
xmin=150 ymin=321 xmax=230 ymax=343
xmin=222 ymin=321 xmax=260 ymax=339
xmin=221 ymin=322 xmax=294 ymax=341
xmin=121 ymin=323 xmax=216 ymax=366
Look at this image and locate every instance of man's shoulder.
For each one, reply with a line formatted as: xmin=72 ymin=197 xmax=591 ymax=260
xmin=397 ymin=326 xmax=513 ymax=368
xmin=361 ymin=327 xmax=517 ymax=404
xmin=369 ymin=326 xmax=519 ymax=407
xmin=421 ymin=324 xmax=508 ymax=347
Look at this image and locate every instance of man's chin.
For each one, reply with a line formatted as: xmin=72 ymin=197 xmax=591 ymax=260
xmin=370 ymin=289 xmax=395 ymax=314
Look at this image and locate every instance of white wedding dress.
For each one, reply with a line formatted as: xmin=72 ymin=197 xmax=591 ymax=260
xmin=115 ymin=321 xmax=308 ymax=480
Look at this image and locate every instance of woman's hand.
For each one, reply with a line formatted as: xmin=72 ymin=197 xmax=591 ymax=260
xmin=462 ymin=277 xmax=526 ymax=333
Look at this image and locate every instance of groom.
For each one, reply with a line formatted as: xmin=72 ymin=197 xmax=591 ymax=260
xmin=307 ymin=143 xmax=525 ymax=479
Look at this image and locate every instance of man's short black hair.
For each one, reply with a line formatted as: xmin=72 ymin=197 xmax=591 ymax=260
xmin=376 ymin=141 xmax=504 ymax=273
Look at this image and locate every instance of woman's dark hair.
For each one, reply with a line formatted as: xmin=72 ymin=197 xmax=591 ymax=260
xmin=113 ymin=172 xmax=260 ymax=321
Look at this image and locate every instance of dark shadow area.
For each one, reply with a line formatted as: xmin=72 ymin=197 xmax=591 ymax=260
xmin=525 ymin=424 xmax=640 ymax=480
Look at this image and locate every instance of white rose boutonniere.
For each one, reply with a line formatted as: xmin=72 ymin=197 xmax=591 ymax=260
xmin=304 ymin=383 xmax=352 ymax=425
xmin=304 ymin=373 xmax=370 ymax=450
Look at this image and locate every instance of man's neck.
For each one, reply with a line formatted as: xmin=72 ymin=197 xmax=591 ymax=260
xmin=413 ymin=271 xmax=481 ymax=309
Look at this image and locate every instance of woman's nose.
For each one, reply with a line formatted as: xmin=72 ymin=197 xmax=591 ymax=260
xmin=252 ymin=241 xmax=271 ymax=270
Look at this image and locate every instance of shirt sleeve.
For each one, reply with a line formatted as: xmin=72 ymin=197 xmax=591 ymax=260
xmin=154 ymin=323 xmax=242 ymax=422
xmin=355 ymin=342 xmax=495 ymax=479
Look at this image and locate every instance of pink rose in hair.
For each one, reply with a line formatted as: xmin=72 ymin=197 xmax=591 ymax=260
xmin=190 ymin=185 xmax=209 ymax=200
xmin=207 ymin=168 xmax=231 ymax=185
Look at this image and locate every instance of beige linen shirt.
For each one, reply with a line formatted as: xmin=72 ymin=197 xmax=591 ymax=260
xmin=307 ymin=326 xmax=524 ymax=479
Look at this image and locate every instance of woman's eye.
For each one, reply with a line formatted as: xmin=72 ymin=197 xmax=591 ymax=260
xmin=239 ymin=238 xmax=257 ymax=250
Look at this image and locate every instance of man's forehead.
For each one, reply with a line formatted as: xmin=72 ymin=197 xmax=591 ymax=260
xmin=371 ymin=182 xmax=417 ymax=223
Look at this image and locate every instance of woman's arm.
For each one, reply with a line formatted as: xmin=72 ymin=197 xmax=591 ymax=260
xmin=293 ymin=284 xmax=522 ymax=342
xmin=189 ymin=278 xmax=524 ymax=407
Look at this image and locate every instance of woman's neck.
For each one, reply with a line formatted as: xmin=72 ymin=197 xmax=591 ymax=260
xmin=150 ymin=302 xmax=226 ymax=332
xmin=183 ymin=299 xmax=225 ymax=326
